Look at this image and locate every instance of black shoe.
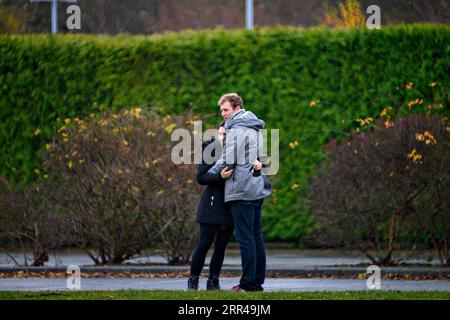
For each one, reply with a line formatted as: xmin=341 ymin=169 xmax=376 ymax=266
xmin=206 ymin=274 xmax=221 ymax=290
xmin=187 ymin=275 xmax=199 ymax=291
xmin=256 ymin=286 xmax=264 ymax=292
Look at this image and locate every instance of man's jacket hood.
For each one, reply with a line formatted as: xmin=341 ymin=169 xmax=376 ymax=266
xmin=225 ymin=109 xmax=265 ymax=130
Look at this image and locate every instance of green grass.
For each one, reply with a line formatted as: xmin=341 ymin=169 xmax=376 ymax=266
xmin=0 ymin=290 xmax=449 ymax=300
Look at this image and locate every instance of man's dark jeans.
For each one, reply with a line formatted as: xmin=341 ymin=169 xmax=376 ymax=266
xmin=230 ymin=198 xmax=266 ymax=291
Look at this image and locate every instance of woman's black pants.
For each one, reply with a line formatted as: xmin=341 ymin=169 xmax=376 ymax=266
xmin=190 ymin=223 xmax=234 ymax=276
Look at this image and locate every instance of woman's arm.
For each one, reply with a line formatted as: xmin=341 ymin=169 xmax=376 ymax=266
xmin=197 ymin=139 xmax=233 ymax=185
xmin=196 ymin=162 xmax=224 ymax=186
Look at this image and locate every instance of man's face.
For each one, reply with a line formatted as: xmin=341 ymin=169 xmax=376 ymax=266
xmin=220 ymin=101 xmax=240 ymax=122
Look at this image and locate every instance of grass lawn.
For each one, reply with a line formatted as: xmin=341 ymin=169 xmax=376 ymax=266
xmin=0 ymin=290 xmax=449 ymax=300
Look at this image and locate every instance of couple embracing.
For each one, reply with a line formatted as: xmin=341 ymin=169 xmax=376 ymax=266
xmin=187 ymin=93 xmax=272 ymax=292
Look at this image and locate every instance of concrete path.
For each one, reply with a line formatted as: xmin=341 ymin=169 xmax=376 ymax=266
xmin=1 ymin=277 xmax=449 ymax=292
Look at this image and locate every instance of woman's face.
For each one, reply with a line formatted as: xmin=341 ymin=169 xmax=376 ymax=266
xmin=218 ymin=126 xmax=226 ymax=145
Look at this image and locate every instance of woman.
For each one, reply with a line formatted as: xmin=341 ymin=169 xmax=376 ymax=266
xmin=187 ymin=123 xmax=262 ymax=290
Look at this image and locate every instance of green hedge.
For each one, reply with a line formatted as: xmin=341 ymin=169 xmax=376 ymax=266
xmin=0 ymin=24 xmax=449 ymax=241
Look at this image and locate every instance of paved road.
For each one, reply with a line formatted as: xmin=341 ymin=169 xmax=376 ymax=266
xmin=1 ymin=277 xmax=449 ymax=292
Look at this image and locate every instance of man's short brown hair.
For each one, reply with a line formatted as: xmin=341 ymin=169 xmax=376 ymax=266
xmin=218 ymin=93 xmax=243 ymax=109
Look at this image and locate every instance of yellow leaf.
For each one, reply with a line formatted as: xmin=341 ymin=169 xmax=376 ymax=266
xmin=164 ymin=123 xmax=177 ymax=134
xmin=309 ymin=99 xmax=320 ymax=107
xmin=289 ymin=141 xmax=299 ymax=149
xmin=130 ymin=108 xmax=142 ymax=118
xmin=405 ymin=82 xmax=414 ymax=90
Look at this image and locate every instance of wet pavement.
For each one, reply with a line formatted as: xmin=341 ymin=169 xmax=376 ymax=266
xmin=0 ymin=248 xmax=442 ymax=268
xmin=1 ymin=248 xmax=448 ymax=292
xmin=0 ymin=277 xmax=449 ymax=292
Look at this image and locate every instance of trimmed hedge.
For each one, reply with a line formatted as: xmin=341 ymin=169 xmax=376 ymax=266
xmin=0 ymin=24 xmax=449 ymax=241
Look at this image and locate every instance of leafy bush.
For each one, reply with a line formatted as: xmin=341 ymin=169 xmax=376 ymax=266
xmin=0 ymin=177 xmax=65 ymax=266
xmin=33 ymin=109 xmax=201 ymax=265
xmin=321 ymin=0 xmax=366 ymax=28
xmin=310 ymin=113 xmax=449 ymax=265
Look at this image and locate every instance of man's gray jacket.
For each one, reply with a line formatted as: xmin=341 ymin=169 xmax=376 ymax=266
xmin=207 ymin=109 xmax=272 ymax=202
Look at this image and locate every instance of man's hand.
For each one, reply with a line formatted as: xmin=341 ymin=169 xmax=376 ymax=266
xmin=220 ymin=167 xmax=233 ymax=179
xmin=253 ymin=159 xmax=262 ymax=171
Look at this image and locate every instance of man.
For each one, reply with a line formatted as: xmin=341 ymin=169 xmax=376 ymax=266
xmin=207 ymin=93 xmax=272 ymax=292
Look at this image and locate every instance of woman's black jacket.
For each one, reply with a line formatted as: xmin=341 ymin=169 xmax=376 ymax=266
xmin=196 ymin=139 xmax=233 ymax=226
